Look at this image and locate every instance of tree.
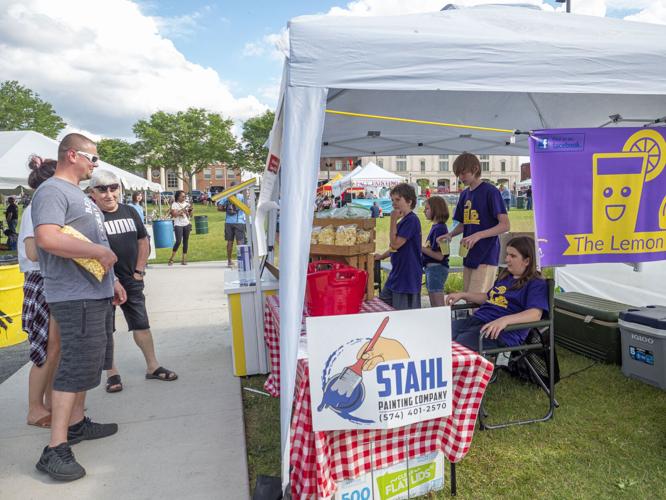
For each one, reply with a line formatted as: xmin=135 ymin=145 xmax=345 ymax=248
xmin=0 ymin=80 xmax=66 ymax=139
xmin=133 ymin=108 xmax=236 ymax=189
xmin=97 ymin=138 xmax=141 ymax=173
xmin=235 ymin=110 xmax=274 ymax=173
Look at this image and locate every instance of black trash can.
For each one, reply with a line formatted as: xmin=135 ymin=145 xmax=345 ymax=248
xmin=194 ymin=215 xmax=209 ymax=235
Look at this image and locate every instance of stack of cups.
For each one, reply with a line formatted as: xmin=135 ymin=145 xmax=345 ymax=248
xmin=237 ymin=244 xmax=254 ymax=285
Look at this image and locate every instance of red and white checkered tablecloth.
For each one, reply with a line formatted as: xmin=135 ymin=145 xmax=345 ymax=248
xmin=262 ymin=295 xmax=494 ymax=499
xmin=263 ymin=295 xmax=392 ymax=397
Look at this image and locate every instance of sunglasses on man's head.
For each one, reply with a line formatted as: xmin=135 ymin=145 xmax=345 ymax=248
xmin=76 ymin=150 xmax=99 ymax=165
xmin=93 ymin=183 xmax=120 ymax=193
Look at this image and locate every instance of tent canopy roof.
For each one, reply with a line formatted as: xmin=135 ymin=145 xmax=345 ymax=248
xmin=348 ymin=162 xmax=405 ymax=184
xmin=0 ymin=131 xmax=162 ymax=191
xmin=287 ymin=5 xmax=666 ymax=156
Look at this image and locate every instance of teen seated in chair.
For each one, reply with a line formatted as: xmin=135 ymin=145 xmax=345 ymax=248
xmin=444 ymin=236 xmax=548 ymax=352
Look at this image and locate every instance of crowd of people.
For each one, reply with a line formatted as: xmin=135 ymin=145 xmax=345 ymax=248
xmin=17 ymin=133 xmax=177 ymax=482
xmin=375 ymin=152 xmax=548 ymax=352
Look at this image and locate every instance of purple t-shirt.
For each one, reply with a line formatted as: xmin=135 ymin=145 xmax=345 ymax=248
xmin=423 ymin=222 xmax=449 ymax=267
xmin=385 ymin=211 xmax=422 ymax=294
xmin=474 ymin=276 xmax=549 ymax=346
xmin=453 ymin=182 xmax=507 ymax=268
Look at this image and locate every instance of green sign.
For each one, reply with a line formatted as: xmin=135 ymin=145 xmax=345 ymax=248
xmin=375 ymin=461 xmax=437 ymax=500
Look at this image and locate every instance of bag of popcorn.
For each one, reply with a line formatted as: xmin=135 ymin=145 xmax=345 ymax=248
xmin=60 ymin=226 xmax=106 ymax=282
xmin=335 ymin=224 xmax=357 ymax=246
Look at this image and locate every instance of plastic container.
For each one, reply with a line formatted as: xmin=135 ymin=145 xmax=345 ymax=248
xmin=306 ymin=268 xmax=368 ymax=316
xmin=0 ymin=264 xmax=27 ymax=348
xmin=194 ymin=215 xmax=209 ymax=235
xmin=554 ymin=292 xmax=631 ymax=364
xmin=619 ymin=306 xmax=666 ymax=390
xmin=307 ymin=260 xmax=351 ymax=274
xmin=152 ymin=220 xmax=175 ymax=248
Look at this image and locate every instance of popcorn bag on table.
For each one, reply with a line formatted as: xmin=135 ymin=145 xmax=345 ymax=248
xmin=60 ymin=225 xmax=106 ymax=282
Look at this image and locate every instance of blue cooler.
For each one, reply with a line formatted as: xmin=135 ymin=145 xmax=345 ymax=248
xmin=152 ymin=220 xmax=175 ymax=249
xmin=618 ymin=306 xmax=666 ymax=390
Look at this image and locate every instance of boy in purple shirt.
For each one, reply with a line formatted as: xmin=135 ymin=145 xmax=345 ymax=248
xmin=439 ymin=153 xmax=509 ymax=293
xmin=445 ymin=236 xmax=548 ymax=351
xmin=374 ymin=183 xmax=422 ymax=310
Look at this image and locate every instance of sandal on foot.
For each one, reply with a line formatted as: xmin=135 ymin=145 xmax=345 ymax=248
xmin=28 ymin=414 xmax=52 ymax=428
xmin=105 ymin=375 xmax=123 ymax=393
xmin=168 ymin=259 xmax=174 ymax=266
xmin=146 ymin=366 xmax=178 ymax=382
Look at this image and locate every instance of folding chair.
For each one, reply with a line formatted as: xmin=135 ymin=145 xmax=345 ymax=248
xmin=452 ymin=278 xmax=559 ymax=430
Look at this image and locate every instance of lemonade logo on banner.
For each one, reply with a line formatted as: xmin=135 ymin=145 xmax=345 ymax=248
xmin=307 ymin=308 xmax=453 ymax=431
xmin=530 ymin=128 xmax=666 ymax=266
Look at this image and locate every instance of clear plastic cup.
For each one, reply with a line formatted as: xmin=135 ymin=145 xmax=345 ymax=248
xmin=439 ymin=239 xmax=450 ymax=255
xmin=459 ymin=243 xmax=469 ymax=258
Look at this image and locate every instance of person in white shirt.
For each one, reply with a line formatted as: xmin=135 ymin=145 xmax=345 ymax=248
xmin=168 ymin=190 xmax=193 ymax=265
xmin=19 ymin=156 xmax=61 ymax=428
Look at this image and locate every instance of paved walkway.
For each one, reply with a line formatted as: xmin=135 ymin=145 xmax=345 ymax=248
xmin=0 ymin=262 xmax=249 ymax=499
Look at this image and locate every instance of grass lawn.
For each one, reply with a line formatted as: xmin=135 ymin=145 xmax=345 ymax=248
xmin=242 ymin=348 xmax=666 ymax=498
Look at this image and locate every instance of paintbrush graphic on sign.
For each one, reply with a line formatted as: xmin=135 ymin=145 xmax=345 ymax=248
xmin=329 ymin=316 xmax=390 ymax=398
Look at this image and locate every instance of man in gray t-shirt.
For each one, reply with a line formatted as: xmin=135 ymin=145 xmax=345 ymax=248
xmin=32 ymin=133 xmax=127 ymax=482
xmin=32 ymin=177 xmax=115 ymax=301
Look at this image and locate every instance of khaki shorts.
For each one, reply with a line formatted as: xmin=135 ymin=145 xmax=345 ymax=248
xmin=463 ymin=265 xmax=498 ymax=294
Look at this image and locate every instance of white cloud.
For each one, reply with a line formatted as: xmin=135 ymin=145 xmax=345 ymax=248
xmin=242 ymin=28 xmax=289 ymax=62
xmin=242 ymin=42 xmax=265 ymax=57
xmin=154 ymin=12 xmax=202 ymax=38
xmin=0 ymin=0 xmax=267 ymax=139
xmin=623 ymin=0 xmax=666 ymax=24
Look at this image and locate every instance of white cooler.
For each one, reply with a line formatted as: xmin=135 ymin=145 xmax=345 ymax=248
xmin=618 ymin=306 xmax=666 ymax=390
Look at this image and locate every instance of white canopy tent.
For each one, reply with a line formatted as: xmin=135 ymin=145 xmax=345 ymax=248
xmin=266 ymin=5 xmax=666 ymax=488
xmin=0 ymin=131 xmax=162 ymax=192
xmin=331 ymin=161 xmax=404 ymax=196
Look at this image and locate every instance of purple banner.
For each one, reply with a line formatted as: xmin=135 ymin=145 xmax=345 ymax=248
xmin=530 ymin=127 xmax=666 ymax=266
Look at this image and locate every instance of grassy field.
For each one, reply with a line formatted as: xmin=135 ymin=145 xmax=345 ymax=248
xmin=242 ymin=348 xmax=666 ymax=499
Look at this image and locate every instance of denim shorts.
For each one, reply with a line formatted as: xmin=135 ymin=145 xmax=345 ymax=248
xmin=424 ymin=264 xmax=449 ymax=293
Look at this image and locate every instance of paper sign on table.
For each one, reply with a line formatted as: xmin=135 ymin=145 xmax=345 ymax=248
xmin=333 ymin=451 xmax=445 ymax=500
xmin=307 ymin=308 xmax=453 ymax=431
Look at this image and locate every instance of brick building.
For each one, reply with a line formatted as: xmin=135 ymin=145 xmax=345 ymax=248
xmin=145 ymin=162 xmax=241 ymax=192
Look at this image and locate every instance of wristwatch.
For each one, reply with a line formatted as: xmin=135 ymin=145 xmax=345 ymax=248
xmin=135 ymin=269 xmax=146 ymax=276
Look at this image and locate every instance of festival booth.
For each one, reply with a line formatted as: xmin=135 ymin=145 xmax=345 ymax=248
xmin=253 ymin=5 xmax=666 ymax=497
xmin=317 ymin=173 xmax=344 ymax=194
xmin=331 ymin=161 xmax=405 ymax=198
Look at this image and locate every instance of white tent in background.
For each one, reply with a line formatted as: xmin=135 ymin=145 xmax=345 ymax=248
xmin=348 ymin=162 xmax=405 ymax=187
xmin=0 ymin=131 xmax=161 ymax=192
xmin=259 ymin=4 xmax=666 ymax=489
xmin=517 ymin=178 xmax=532 ymax=187
xmin=331 ymin=162 xmax=405 ymax=196
xmin=330 ymin=165 xmax=362 ymax=196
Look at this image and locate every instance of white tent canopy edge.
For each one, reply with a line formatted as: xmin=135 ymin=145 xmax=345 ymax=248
xmin=269 ymin=4 xmax=666 ymax=490
xmin=0 ymin=131 xmax=162 ymax=192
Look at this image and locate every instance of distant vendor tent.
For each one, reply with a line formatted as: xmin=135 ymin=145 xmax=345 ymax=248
xmin=0 ymin=130 xmax=162 ymax=192
xmin=331 ymin=161 xmax=405 ymax=196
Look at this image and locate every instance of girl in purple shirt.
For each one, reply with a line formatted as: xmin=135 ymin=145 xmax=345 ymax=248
xmin=445 ymin=236 xmax=549 ymax=351
xmin=422 ymin=196 xmax=450 ymax=307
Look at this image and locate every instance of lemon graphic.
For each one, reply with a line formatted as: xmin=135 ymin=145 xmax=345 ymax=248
xmin=622 ymin=129 xmax=666 ymax=182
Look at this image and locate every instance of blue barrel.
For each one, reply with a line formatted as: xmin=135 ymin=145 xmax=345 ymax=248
xmin=153 ymin=220 xmax=175 ymax=248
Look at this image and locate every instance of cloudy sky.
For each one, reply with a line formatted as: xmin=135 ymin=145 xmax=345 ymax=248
xmin=0 ymin=0 xmax=664 ymax=141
